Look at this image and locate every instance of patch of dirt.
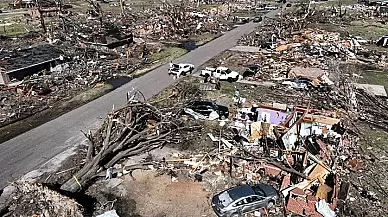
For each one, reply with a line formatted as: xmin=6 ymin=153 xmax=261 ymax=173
xmin=86 ymin=178 xmax=140 ymax=217
xmin=124 ymin=170 xmax=214 ymax=217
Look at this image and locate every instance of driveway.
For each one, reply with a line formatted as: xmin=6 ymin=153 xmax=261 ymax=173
xmin=0 ymin=10 xmax=280 ymax=188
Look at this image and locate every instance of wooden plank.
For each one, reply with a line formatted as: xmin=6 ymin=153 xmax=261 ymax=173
xmin=316 ymin=184 xmax=333 ymax=201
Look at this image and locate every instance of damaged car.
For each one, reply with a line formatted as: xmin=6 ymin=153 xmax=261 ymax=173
xmin=253 ymin=16 xmax=263 ymax=23
xmin=184 ymin=101 xmax=229 ymax=120
xmin=211 ymin=184 xmax=278 ymax=217
xmin=242 ymin=65 xmax=260 ymax=78
xmin=200 ymin=67 xmax=241 ymax=82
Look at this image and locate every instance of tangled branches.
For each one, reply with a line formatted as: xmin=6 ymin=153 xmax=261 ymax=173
xmin=60 ymin=99 xmax=198 ymax=192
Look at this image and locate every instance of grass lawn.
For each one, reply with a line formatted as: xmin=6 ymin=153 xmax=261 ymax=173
xmin=312 ymin=0 xmax=358 ymax=7
xmin=0 ymin=2 xmax=9 ymax=9
xmin=312 ymin=20 xmax=388 ymax=41
xmin=361 ymin=127 xmax=388 ymax=151
xmin=131 ymin=47 xmax=188 ymax=76
xmin=0 ymin=23 xmax=31 ymax=36
xmin=360 ymin=69 xmax=388 ymax=89
xmin=339 ymin=63 xmax=388 ymax=89
xmin=149 ymin=46 xmax=187 ymax=62
xmin=348 ymin=21 xmax=388 ymax=40
xmin=199 ymin=4 xmax=219 ymax=11
xmin=195 ymin=32 xmax=218 ymax=46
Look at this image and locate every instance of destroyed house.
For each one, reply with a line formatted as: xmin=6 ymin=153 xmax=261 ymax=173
xmin=236 ymin=105 xmax=341 ymax=216
xmin=380 ymin=6 xmax=388 ymax=15
xmin=86 ymin=34 xmax=133 ymax=49
xmin=279 ymin=107 xmax=341 ymax=150
xmin=28 ymin=7 xmax=59 ymax=19
xmin=0 ymin=44 xmax=65 ymax=85
xmin=284 ymin=165 xmax=338 ymax=216
xmin=289 ymin=66 xmax=333 ymax=87
xmin=9 ymin=0 xmax=36 ymax=9
xmin=256 ymin=104 xmax=289 ymax=125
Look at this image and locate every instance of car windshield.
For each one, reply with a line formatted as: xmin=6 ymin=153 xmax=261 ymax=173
xmin=252 ymin=186 xmax=266 ymax=197
xmin=218 ymin=191 xmax=233 ymax=208
xmin=225 ymin=69 xmax=232 ymax=74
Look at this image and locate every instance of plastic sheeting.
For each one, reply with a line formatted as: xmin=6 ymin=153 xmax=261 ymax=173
xmin=315 ymin=200 xmax=335 ymax=217
xmin=97 ymin=210 xmax=120 ymax=217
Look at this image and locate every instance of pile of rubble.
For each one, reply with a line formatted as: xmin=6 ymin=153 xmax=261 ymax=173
xmin=229 ymin=13 xmax=387 ymax=92
xmin=0 ymin=41 xmax=155 ymax=125
xmin=44 ymin=1 xmax=231 ymax=42
xmin=1 ymin=181 xmax=83 ymax=217
xmin=132 ymin=3 xmax=231 ymax=40
xmin=156 ymin=100 xmax=353 ymax=216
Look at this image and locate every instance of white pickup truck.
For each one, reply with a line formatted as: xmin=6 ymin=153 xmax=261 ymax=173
xmin=168 ymin=63 xmax=195 ymax=77
xmin=200 ymin=67 xmax=241 ymax=82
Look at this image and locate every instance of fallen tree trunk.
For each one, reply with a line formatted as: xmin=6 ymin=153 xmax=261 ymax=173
xmin=60 ymin=101 xmax=193 ymax=192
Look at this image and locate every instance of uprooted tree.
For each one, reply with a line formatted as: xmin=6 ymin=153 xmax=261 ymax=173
xmin=60 ymin=88 xmax=200 ymax=192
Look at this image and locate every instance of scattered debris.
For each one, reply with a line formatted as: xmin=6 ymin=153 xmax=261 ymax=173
xmin=4 ymin=181 xmax=83 ymax=217
xmin=1 ymin=1 xmax=388 ymax=216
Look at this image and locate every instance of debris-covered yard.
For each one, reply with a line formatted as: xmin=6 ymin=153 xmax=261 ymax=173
xmin=0 ymin=0 xmax=234 ymax=142
xmin=1 ymin=0 xmax=388 ymax=217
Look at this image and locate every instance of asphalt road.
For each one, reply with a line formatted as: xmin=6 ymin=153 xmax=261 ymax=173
xmin=0 ymin=10 xmax=279 ymax=188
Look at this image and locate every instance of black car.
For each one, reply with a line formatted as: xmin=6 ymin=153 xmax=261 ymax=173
xmin=212 ymin=184 xmax=278 ymax=217
xmin=238 ymin=17 xmax=250 ymax=24
xmin=186 ymin=101 xmax=229 ymax=120
xmin=253 ymin=16 xmax=263 ymax=23
xmin=243 ymin=65 xmax=260 ymax=78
